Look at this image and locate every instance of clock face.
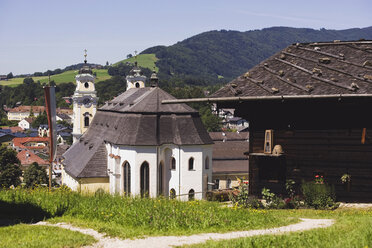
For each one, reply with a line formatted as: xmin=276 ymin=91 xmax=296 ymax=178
xmin=83 ymin=97 xmax=91 ymax=107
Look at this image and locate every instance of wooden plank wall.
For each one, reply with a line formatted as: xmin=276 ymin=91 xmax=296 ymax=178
xmin=250 ymin=128 xmax=372 ymax=202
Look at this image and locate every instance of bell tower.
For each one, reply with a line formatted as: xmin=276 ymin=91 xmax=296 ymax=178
xmin=72 ymin=50 xmax=98 ymax=143
xmin=126 ymin=54 xmax=146 ymax=90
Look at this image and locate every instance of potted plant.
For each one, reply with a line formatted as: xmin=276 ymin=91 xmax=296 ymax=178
xmin=341 ymin=174 xmax=351 ymax=192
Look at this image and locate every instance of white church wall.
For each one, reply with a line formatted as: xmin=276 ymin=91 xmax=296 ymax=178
xmin=61 ymin=168 xmax=80 ymax=191
xmin=106 ymin=142 xmax=212 ymax=200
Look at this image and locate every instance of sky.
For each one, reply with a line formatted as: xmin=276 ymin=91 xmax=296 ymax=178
xmin=0 ymin=0 xmax=371 ymax=75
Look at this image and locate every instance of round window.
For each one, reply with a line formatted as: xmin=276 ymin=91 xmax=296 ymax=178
xmin=84 ymin=82 xmax=89 ymax=88
xmin=135 ymin=82 xmax=140 ymax=88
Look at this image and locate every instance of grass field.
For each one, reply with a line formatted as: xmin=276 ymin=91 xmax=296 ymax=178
xmin=0 ymin=224 xmax=95 ymax=248
xmin=2 ymin=188 xmax=372 ymax=247
xmin=0 ymin=188 xmax=296 ymax=239
xmin=183 ymin=208 xmax=372 ymax=248
xmin=0 ymin=69 xmax=111 ymax=87
xmin=114 ymin=53 xmax=158 ymax=72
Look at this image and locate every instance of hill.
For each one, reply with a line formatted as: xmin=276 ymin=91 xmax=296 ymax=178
xmin=141 ymin=26 xmax=372 ymax=81
xmin=0 ymin=69 xmax=111 ymax=87
xmin=113 ymin=54 xmax=159 ymax=72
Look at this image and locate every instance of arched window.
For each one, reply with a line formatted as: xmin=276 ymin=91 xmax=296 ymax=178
xmin=84 ymin=116 xmax=89 ymax=127
xmin=188 ymin=189 xmax=195 ymax=201
xmin=123 ymin=162 xmax=131 ymax=195
xmin=205 ymin=156 xmax=209 ymax=170
xmin=188 ymin=157 xmax=194 ymax=171
xmin=135 ymin=82 xmax=140 ymax=88
xmin=170 ymin=188 xmax=176 ymax=199
xmin=140 ymin=161 xmax=149 ymax=197
xmin=158 ymin=162 xmax=163 ymax=196
xmin=171 ymin=157 xmax=176 ymax=170
xmin=84 ymin=82 xmax=89 ymax=88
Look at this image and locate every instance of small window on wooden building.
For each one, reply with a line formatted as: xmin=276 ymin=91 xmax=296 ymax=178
xmin=264 ymin=130 xmax=273 ymax=153
xmin=188 ymin=157 xmax=194 ymax=171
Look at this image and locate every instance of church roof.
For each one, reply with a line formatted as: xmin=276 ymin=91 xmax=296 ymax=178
xmin=63 ymin=87 xmax=213 ymax=179
xmin=100 ymin=87 xmax=197 ymax=113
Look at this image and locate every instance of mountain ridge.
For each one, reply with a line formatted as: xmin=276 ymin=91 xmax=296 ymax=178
xmin=141 ymin=26 xmax=372 ymax=82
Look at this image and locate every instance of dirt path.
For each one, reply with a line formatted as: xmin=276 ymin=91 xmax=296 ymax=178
xmin=34 ymin=218 xmax=334 ymax=248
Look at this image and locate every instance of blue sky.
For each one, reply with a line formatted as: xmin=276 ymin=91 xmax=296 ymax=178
xmin=0 ymin=0 xmax=371 ymax=75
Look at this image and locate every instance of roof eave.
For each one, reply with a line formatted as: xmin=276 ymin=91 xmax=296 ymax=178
xmin=162 ymin=94 xmax=372 ymax=104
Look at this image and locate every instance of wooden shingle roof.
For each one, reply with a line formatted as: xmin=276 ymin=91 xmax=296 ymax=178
xmin=212 ymin=40 xmax=372 ymax=98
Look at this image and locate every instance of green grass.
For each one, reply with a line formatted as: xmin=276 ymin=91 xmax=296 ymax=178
xmin=0 ymin=69 xmax=111 ymax=87
xmin=182 ymin=208 xmax=372 ymax=248
xmin=114 ymin=53 xmax=158 ymax=72
xmin=0 ymin=187 xmax=296 ymax=239
xmin=0 ymin=224 xmax=96 ymax=248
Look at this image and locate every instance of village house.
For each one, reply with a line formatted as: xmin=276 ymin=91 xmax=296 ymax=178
xmin=62 ymin=62 xmax=213 ymax=200
xmin=209 ymin=132 xmax=249 ymax=190
xmin=16 ymin=150 xmax=49 ymax=170
xmin=7 ymin=106 xmax=45 ymax=121
xmin=18 ymin=117 xmax=35 ymax=130
xmin=198 ymin=40 xmax=372 ymax=202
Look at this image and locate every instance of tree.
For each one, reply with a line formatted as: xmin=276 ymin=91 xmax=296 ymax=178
xmin=23 ymin=77 xmax=34 ymax=85
xmin=6 ymin=72 xmax=13 ymax=79
xmin=127 ymin=54 xmax=133 ymax=59
xmin=199 ymin=105 xmax=221 ymax=132
xmin=32 ymin=111 xmax=48 ymax=128
xmin=23 ymin=162 xmax=48 ymax=188
xmin=0 ymin=146 xmax=22 ymax=188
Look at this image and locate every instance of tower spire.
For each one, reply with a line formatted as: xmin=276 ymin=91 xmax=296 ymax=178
xmin=84 ymin=49 xmax=87 ymax=64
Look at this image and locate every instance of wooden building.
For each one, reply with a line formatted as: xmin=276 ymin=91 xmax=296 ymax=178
xmin=165 ymin=40 xmax=372 ymax=202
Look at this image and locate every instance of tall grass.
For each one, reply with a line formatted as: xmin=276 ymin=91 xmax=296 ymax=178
xmin=0 ymin=187 xmax=297 ymax=238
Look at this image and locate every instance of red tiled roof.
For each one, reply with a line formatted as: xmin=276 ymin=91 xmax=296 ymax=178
xmin=8 ymin=106 xmax=45 ymax=113
xmin=56 ymin=108 xmax=73 ymax=115
xmin=2 ymin=126 xmax=23 ymax=133
xmin=13 ymin=137 xmax=49 ymax=149
xmin=17 ymin=150 xmax=48 ymax=166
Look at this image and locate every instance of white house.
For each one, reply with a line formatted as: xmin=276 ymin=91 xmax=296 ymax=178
xmin=18 ymin=118 xmax=34 ymax=130
xmin=62 ymin=67 xmax=213 ymax=200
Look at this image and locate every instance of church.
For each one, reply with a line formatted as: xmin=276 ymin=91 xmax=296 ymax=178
xmin=61 ymin=59 xmax=213 ymax=200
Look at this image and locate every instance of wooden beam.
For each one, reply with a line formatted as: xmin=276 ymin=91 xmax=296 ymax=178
xmin=262 ymin=66 xmax=311 ymax=92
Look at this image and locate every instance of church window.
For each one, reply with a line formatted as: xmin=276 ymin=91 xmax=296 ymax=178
xmin=135 ymin=82 xmax=140 ymax=88
xmin=188 ymin=189 xmax=195 ymax=201
xmin=188 ymin=157 xmax=194 ymax=171
xmin=84 ymin=116 xmax=89 ymax=127
xmin=84 ymin=82 xmax=89 ymax=88
xmin=170 ymin=188 xmax=176 ymax=199
xmin=123 ymin=162 xmax=131 ymax=195
xmin=140 ymin=161 xmax=150 ymax=197
xmin=205 ymin=156 xmax=209 ymax=170
xmin=171 ymin=157 xmax=176 ymax=170
xmin=158 ymin=162 xmax=164 ymax=196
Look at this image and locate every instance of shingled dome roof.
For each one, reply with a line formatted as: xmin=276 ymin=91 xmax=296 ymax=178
xmin=212 ymin=40 xmax=372 ymax=98
xmin=63 ymin=87 xmax=213 ymax=178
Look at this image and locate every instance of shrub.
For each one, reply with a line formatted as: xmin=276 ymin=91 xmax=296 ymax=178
xmin=301 ymin=181 xmax=337 ymax=209
xmin=261 ymin=188 xmax=285 ymax=209
xmin=23 ymin=162 xmax=48 ymax=188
